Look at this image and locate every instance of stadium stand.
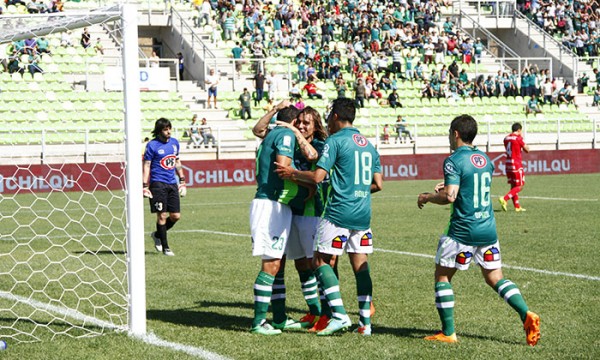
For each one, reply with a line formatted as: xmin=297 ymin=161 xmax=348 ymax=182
xmin=0 ymin=0 xmax=596 ymax=151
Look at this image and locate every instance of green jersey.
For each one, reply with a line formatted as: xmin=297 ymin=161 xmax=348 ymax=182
xmin=443 ymin=146 xmax=497 ymax=246
xmin=288 ymin=138 xmax=326 ymax=216
xmin=254 ymin=126 xmax=296 ymax=203
xmin=317 ymin=127 xmax=381 ymax=230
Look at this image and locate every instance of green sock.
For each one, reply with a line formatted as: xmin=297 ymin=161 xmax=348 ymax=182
xmin=253 ymin=271 xmax=274 ymax=328
xmin=298 ymin=270 xmax=321 ymax=316
xmin=435 ymin=282 xmax=455 ymax=336
xmin=355 ymin=265 xmax=372 ymax=326
xmin=318 ymin=286 xmax=332 ymax=317
xmin=271 ymin=269 xmax=287 ymax=324
xmin=495 ymin=278 xmax=529 ymax=322
xmin=315 ymin=264 xmax=347 ymax=319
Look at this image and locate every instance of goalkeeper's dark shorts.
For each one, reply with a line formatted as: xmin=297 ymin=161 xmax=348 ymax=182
xmin=149 ymin=182 xmax=180 ymax=213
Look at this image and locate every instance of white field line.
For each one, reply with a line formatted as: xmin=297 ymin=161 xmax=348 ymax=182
xmin=186 ymin=229 xmax=600 ymax=282
xmin=374 ymin=248 xmax=600 ymax=281
xmin=0 ymin=291 xmax=230 ymax=360
xmin=2 ymin=228 xmax=599 ymax=282
xmin=9 ymin=195 xmax=597 ymax=216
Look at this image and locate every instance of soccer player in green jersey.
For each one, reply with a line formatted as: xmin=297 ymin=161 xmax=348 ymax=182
xmin=276 ymin=98 xmax=383 ymax=336
xmin=417 ymin=115 xmax=540 ymax=346
xmin=249 ymin=104 xmax=300 ymax=335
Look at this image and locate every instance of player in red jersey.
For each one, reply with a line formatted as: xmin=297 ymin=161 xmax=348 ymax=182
xmin=499 ymin=123 xmax=530 ymax=212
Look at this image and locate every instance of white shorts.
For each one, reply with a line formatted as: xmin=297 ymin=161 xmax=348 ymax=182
xmin=314 ymin=218 xmax=373 ymax=256
xmin=435 ymin=235 xmax=502 ymax=270
xmin=249 ymin=199 xmax=292 ymax=259
xmin=286 ymin=215 xmax=319 ymax=260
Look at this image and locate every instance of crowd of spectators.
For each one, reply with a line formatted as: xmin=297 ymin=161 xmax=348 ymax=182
xmin=190 ymin=0 xmax=581 ymax=111
xmin=519 ymin=0 xmax=600 ymax=57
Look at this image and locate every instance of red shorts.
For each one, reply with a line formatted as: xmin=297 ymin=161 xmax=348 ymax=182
xmin=506 ymin=169 xmax=525 ymax=186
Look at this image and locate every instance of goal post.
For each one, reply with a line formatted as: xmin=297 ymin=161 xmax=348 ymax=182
xmin=122 ymin=3 xmax=147 ymax=336
xmin=0 ymin=4 xmax=147 ymax=342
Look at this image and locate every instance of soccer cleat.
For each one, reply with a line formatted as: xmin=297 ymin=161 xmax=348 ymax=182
xmin=424 ymin=331 xmax=458 ymax=343
xmin=515 ymin=207 xmax=527 ymax=212
xmin=163 ymin=248 xmax=175 ymax=256
xmin=272 ymin=317 xmax=303 ymax=331
xmin=499 ymin=198 xmax=508 ymax=212
xmin=354 ymin=324 xmax=372 ymax=336
xmin=151 ymin=232 xmax=162 ymax=252
xmin=316 ymin=315 xmax=351 ymax=336
xmin=307 ymin=315 xmax=329 ymax=333
xmin=298 ymin=313 xmax=319 ymax=328
xmin=370 ymin=302 xmax=376 ymax=317
xmin=251 ymin=321 xmax=282 ymax=336
xmin=524 ymin=311 xmax=540 ymax=346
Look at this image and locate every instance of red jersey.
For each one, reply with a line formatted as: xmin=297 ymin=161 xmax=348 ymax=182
xmin=303 ymin=83 xmax=318 ymax=95
xmin=504 ymin=133 xmax=526 ymax=171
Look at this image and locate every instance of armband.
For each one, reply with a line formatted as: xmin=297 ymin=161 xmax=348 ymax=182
xmin=179 ymin=177 xmax=186 ymax=183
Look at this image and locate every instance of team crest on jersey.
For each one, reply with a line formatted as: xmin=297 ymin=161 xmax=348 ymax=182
xmin=160 ymin=155 xmax=177 ymax=169
xmin=353 ymin=134 xmax=368 ymax=147
xmin=483 ymin=247 xmax=500 ymax=262
xmin=331 ymin=235 xmax=348 ymax=249
xmin=470 ymin=154 xmax=487 ymax=168
xmin=360 ymin=232 xmax=372 ymax=246
xmin=456 ymin=251 xmax=472 ymax=265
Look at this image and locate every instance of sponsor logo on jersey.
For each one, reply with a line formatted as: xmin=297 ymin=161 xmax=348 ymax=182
xmin=283 ymin=135 xmax=292 ymax=147
xmin=158 ymin=149 xmax=165 ymax=155
xmin=360 ymin=232 xmax=372 ymax=246
xmin=483 ymin=247 xmax=500 ymax=262
xmin=160 ymin=155 xmax=177 ymax=170
xmin=444 ymin=161 xmax=457 ymax=175
xmin=456 ymin=251 xmax=472 ymax=265
xmin=331 ymin=235 xmax=347 ymax=249
xmin=470 ymin=154 xmax=487 ymax=168
xmin=353 ymin=134 xmax=368 ymax=147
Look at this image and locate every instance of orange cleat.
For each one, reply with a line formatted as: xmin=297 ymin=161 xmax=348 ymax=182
xmin=424 ymin=331 xmax=458 ymax=343
xmin=307 ymin=315 xmax=329 ymax=333
xmin=524 ymin=311 xmax=540 ymax=346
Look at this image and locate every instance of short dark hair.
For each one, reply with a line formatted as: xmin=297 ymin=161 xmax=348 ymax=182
xmin=512 ymin=122 xmax=522 ymax=132
xmin=277 ymin=105 xmax=300 ymax=123
xmin=330 ymin=97 xmax=356 ymax=124
xmin=152 ymin=118 xmax=172 ymax=138
xmin=450 ymin=114 xmax=477 ymax=144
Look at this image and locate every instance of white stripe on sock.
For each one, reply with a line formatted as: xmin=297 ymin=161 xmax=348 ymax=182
xmin=254 ymin=284 xmax=272 ymax=292
xmin=435 ymin=289 xmax=454 ymax=298
xmin=304 ymin=293 xmax=319 ymax=300
xmin=329 ymin=298 xmax=344 ymax=307
xmin=436 ymin=301 xmax=455 ymax=309
xmin=272 ymin=284 xmax=286 ymax=290
xmin=303 ymin=285 xmax=318 ymax=293
xmin=497 ymin=281 xmax=514 ymax=294
xmin=270 ymin=293 xmax=286 ymax=300
xmin=359 ymin=309 xmax=371 ymax=318
xmin=323 ymin=286 xmax=340 ymax=296
xmin=357 ymin=295 xmax=372 ymax=302
xmin=503 ymin=288 xmax=521 ymax=301
xmin=254 ymin=295 xmax=271 ymax=303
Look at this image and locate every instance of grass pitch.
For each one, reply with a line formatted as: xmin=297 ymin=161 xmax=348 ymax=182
xmin=1 ymin=173 xmax=599 ymax=359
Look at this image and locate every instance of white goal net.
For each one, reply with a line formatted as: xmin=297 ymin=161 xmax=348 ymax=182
xmin=0 ymin=5 xmax=145 ymax=342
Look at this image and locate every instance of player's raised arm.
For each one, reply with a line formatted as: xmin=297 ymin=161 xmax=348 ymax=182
xmin=274 ymin=162 xmax=327 ymax=185
xmin=252 ymin=100 xmax=291 ymax=138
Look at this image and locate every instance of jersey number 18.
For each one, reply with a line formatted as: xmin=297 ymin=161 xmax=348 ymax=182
xmin=354 ymin=151 xmax=372 ymax=186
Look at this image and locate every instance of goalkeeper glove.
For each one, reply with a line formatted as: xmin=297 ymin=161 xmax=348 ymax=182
xmin=143 ymin=184 xmax=152 ymax=198
xmin=178 ymin=178 xmax=187 ymax=197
